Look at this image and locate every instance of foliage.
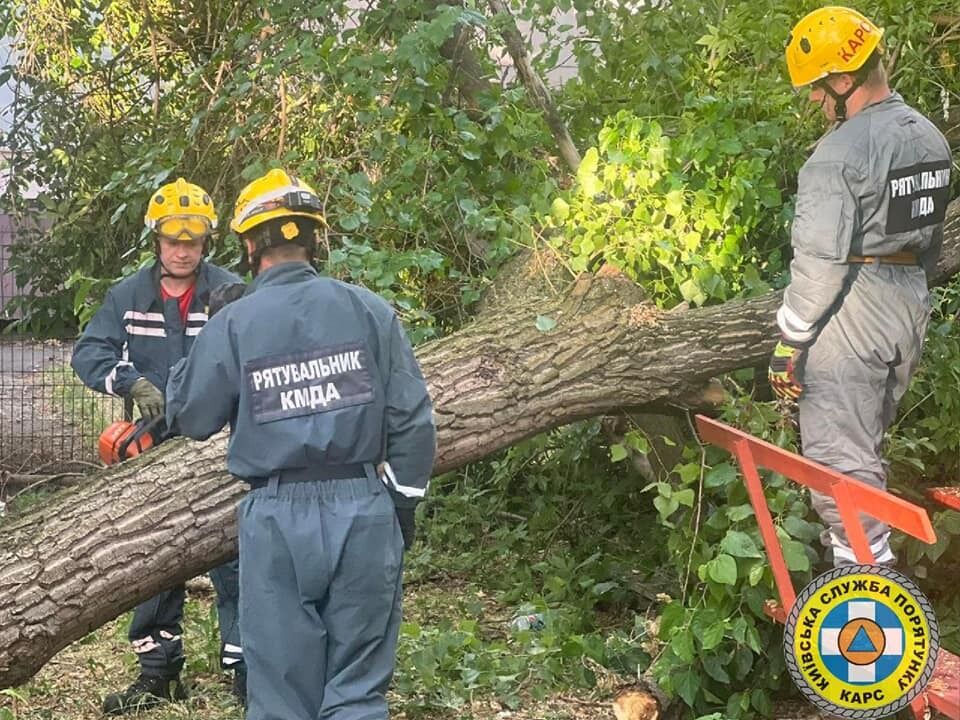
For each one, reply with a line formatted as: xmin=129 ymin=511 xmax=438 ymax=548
xmin=538 ymin=0 xmax=959 ymax=153
xmin=399 ymin=420 xmax=663 ymax=711
xmin=545 ymin=107 xmax=789 ymax=307
xmin=889 ymin=276 xmax=960 ymax=479
xmin=1 ymin=0 xmax=557 ymax=338
xmin=632 ymin=394 xmax=811 ymax=716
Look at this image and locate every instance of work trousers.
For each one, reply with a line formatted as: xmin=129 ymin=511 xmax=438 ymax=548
xmin=238 ymin=470 xmax=404 ymax=720
xmin=128 ymin=559 xmax=243 ymax=677
xmin=798 ymin=263 xmax=930 ymax=566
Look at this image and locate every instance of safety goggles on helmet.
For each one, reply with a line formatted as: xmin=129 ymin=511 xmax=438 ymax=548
xmin=154 ymin=215 xmax=214 ymax=241
xmin=234 ymin=189 xmax=323 ymax=229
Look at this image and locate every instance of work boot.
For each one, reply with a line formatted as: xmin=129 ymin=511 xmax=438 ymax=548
xmin=231 ymin=666 xmax=247 ymax=707
xmin=102 ymin=673 xmax=187 ymax=715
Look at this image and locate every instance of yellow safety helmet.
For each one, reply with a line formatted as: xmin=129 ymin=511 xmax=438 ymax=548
xmin=144 ymin=177 xmax=217 ymax=241
xmin=230 ymin=168 xmax=325 ymax=236
xmin=785 ymin=6 xmax=884 ymax=88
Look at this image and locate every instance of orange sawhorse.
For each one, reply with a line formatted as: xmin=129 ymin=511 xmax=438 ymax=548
xmin=695 ymin=414 xmax=959 ymax=720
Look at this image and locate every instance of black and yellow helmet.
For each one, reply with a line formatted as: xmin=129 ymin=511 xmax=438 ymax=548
xmin=230 ymin=169 xmax=324 ymax=237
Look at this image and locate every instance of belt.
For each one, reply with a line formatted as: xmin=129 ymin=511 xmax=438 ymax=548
xmin=246 ymin=463 xmax=368 ymax=489
xmin=847 ymin=251 xmax=918 ymax=266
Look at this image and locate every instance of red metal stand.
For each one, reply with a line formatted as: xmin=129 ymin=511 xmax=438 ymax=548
xmin=695 ymin=415 xmax=959 ymax=720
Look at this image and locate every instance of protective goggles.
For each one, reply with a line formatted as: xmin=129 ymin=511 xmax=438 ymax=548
xmin=239 ymin=190 xmax=323 ymax=226
xmin=155 ymin=215 xmax=214 ymax=241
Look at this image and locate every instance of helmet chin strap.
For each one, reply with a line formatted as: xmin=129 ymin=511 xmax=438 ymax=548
xmin=815 ymin=74 xmax=866 ymax=123
xmin=158 ymin=260 xmax=199 ymax=280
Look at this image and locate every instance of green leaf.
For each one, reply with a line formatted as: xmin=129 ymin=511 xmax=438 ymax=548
xmin=659 ymin=602 xmax=685 ymax=637
xmin=782 ymin=515 xmax=821 ymax=542
xmin=702 ymin=653 xmax=731 ymax=682
xmin=720 ymin=530 xmax=763 ymax=558
xmin=751 ymin=689 xmax=773 ymax=715
xmin=709 ymin=554 xmax=738 ymax=585
xmin=673 ymin=628 xmax=695 ymax=662
xmin=725 ymin=504 xmax=754 ymax=522
xmin=673 ymin=667 xmax=700 ymax=707
xmin=664 ymin=189 xmax=684 ymax=217
xmin=924 ymin=532 xmax=950 ymax=562
xmin=705 ymin=462 xmax=737 ymax=488
xmin=679 ymin=278 xmax=706 ymax=306
xmin=339 ymin=214 xmax=362 ymax=231
xmin=674 ymin=489 xmax=695 ymax=507
xmin=535 ymin=315 xmax=557 ymax=332
xmin=701 ymin=622 xmax=725 ymax=650
xmin=610 ymin=444 xmax=628 ymax=462
xmin=782 ymin=539 xmax=811 ymax=571
xmin=732 ymin=646 xmax=754 ymax=679
xmin=654 ymin=495 xmax=680 ymax=519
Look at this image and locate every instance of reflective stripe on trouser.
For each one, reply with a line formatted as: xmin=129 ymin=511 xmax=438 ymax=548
xmin=798 ymin=263 xmax=929 ymax=567
xmin=208 ymin=559 xmax=244 ymax=670
xmin=129 ymin=561 xmax=243 ymax=676
xmin=238 ymin=470 xmax=404 ymax=720
xmin=129 ymin=587 xmax=186 ymax=678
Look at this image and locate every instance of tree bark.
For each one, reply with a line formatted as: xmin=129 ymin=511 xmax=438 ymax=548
xmin=0 ymin=198 xmax=958 ymax=689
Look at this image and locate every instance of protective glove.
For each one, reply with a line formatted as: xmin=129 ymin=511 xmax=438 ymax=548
xmin=395 ymin=506 xmax=416 ymax=551
xmin=768 ymin=339 xmax=806 ymax=401
xmin=130 ymin=377 xmax=165 ymax=420
xmin=208 ymin=281 xmax=247 ymax=317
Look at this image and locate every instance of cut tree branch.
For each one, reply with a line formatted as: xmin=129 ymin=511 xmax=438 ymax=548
xmin=486 ymin=0 xmax=581 ymax=172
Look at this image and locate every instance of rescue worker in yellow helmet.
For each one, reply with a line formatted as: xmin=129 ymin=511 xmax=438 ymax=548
xmin=229 ymin=168 xmax=327 ymax=271
xmin=72 ymin=178 xmax=247 ymax=713
xmin=144 ymin=178 xmax=218 ymax=278
xmin=770 ymin=7 xmax=951 ymax=566
xmin=784 ymin=6 xmax=886 ymax=122
xmin=165 ymin=168 xmax=436 ymax=720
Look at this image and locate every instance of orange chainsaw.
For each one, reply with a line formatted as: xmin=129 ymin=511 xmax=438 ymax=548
xmin=98 ymin=416 xmax=167 ymax=466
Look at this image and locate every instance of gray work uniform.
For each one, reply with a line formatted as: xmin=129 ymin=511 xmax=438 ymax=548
xmin=776 ymin=93 xmax=952 ymax=565
xmin=165 ymin=261 xmax=436 ymax=720
xmin=71 ymin=261 xmax=244 ymax=677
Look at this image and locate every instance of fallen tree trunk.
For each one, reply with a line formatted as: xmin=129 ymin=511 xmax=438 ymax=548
xmin=0 ymin=198 xmax=958 ymax=689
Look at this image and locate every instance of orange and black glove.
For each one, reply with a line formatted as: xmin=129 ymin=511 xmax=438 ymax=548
xmin=768 ymin=339 xmax=806 ymax=401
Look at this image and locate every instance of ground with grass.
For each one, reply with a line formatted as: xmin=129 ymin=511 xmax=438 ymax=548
xmin=0 ymin=574 xmax=643 ymax=720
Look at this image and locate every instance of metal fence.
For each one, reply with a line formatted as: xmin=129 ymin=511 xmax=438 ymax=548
xmin=0 ymin=212 xmax=127 ymax=477
xmin=0 ymin=336 xmax=126 ymax=476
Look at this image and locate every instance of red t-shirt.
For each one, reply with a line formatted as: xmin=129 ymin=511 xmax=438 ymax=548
xmin=160 ymin=282 xmax=197 ymax=325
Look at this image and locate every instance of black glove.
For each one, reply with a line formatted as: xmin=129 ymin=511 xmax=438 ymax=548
xmin=209 ymin=281 xmax=247 ymax=317
xmin=395 ymin=507 xmax=416 ymax=551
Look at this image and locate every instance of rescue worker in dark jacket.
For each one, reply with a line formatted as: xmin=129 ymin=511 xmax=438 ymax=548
xmin=770 ymin=7 xmax=952 ymax=566
xmin=71 ymin=178 xmax=247 ymax=714
xmin=165 ymin=168 xmax=436 ymax=720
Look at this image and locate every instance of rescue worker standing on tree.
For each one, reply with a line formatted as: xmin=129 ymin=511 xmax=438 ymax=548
xmin=71 ymin=179 xmax=247 ymax=714
xmin=165 ymin=168 xmax=436 ymax=720
xmin=769 ymin=7 xmax=952 ymax=566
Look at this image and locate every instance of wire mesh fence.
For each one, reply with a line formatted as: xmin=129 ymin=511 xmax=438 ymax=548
xmin=1 ymin=212 xmax=127 ymax=478
xmin=0 ymin=335 xmax=126 ymax=476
